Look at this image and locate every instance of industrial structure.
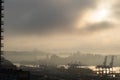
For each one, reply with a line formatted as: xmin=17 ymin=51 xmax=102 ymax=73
xmin=95 ymin=56 xmax=120 ymax=79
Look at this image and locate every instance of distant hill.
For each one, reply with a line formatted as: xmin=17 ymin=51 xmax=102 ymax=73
xmin=4 ymin=51 xmax=49 ymax=62
xmin=66 ymin=53 xmax=120 ymax=66
xmin=4 ymin=51 xmax=120 ymax=66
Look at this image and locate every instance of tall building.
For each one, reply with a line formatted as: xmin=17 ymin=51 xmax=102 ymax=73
xmin=0 ymin=0 xmax=4 ymax=67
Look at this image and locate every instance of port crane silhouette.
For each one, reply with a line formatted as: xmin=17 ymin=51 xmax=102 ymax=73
xmin=96 ymin=55 xmax=115 ymax=77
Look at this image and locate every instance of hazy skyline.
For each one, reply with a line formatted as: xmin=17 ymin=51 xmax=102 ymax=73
xmin=4 ymin=0 xmax=120 ymax=55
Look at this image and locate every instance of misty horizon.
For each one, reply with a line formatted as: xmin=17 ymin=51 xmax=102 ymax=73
xmin=4 ymin=50 xmax=120 ymax=56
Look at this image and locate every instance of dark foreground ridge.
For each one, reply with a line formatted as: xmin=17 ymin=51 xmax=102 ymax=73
xmin=0 ymin=68 xmax=30 ymax=80
xmin=0 ymin=57 xmax=30 ymax=80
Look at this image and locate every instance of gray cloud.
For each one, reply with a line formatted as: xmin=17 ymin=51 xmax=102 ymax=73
xmin=78 ymin=22 xmax=113 ymax=34
xmin=85 ymin=22 xmax=112 ymax=31
xmin=4 ymin=0 xmax=120 ymax=53
xmin=5 ymin=0 xmax=96 ymax=35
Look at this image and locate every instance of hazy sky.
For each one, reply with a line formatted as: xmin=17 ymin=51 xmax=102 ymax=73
xmin=4 ymin=0 xmax=120 ymax=54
